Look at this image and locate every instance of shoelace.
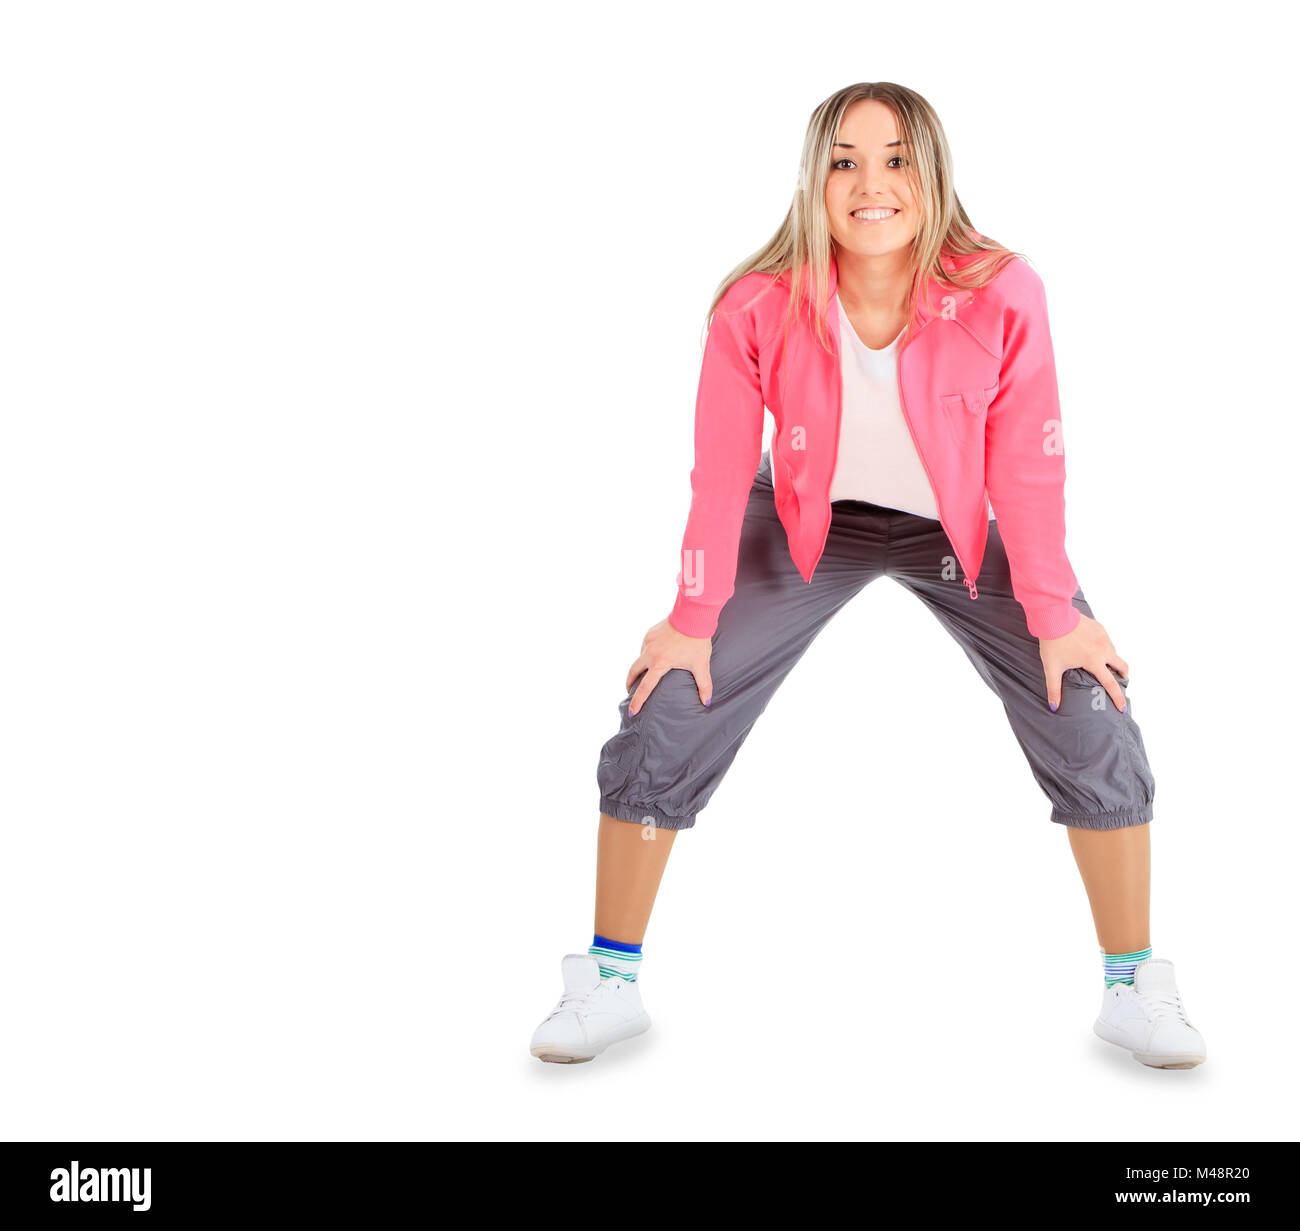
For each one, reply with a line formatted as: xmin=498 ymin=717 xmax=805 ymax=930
xmin=551 ymin=985 xmax=602 ymax=1017
xmin=1137 ymin=987 xmax=1190 ymax=1026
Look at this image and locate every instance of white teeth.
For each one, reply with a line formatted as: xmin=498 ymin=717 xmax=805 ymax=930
xmin=852 ymin=208 xmax=897 ymax=220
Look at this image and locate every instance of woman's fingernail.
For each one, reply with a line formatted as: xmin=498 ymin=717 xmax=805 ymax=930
xmin=1119 ymin=703 xmax=1126 ymax=713
xmin=1049 ymin=701 xmax=1058 ymax=712
xmin=704 ymin=698 xmax=712 ymax=707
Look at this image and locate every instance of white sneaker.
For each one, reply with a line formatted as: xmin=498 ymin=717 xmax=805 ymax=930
xmin=530 ymin=954 xmax=651 ymax=1064
xmin=1093 ymin=957 xmax=1206 ymax=1069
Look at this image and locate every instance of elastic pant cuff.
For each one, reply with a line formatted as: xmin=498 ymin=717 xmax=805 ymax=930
xmin=1050 ymin=802 xmax=1153 ymax=830
xmin=599 ymin=797 xmax=696 ymax=832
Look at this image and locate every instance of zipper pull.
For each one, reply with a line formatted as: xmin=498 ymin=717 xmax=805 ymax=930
xmin=964 ymin=576 xmax=978 ymax=600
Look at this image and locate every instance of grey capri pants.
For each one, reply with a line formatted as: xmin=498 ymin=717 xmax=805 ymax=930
xmin=597 ymin=450 xmax=1155 ymax=832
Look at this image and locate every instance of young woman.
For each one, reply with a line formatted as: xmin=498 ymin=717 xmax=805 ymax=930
xmin=530 ymin=82 xmax=1205 ymax=1069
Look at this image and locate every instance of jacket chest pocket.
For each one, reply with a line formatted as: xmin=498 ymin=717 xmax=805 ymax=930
xmin=939 ymin=382 xmax=998 ymax=432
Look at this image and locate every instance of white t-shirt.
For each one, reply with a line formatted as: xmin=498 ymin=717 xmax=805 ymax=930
xmin=829 ymin=292 xmax=994 ymax=520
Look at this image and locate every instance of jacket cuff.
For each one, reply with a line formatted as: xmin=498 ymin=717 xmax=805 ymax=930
xmin=1024 ymin=600 xmax=1082 ymax=641
xmin=668 ymin=592 xmax=723 ymax=640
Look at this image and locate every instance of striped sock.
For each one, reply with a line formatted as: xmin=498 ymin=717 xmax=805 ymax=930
xmin=589 ymin=934 xmax=642 ymax=982
xmin=1102 ymin=945 xmax=1152 ymax=987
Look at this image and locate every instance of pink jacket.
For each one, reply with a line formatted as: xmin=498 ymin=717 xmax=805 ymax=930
xmin=668 ymin=248 xmax=1083 ymax=642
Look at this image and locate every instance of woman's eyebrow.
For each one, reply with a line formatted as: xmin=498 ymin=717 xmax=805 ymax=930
xmin=832 ymin=139 xmax=909 ymax=149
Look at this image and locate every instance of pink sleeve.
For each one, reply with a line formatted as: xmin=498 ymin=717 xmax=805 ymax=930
xmin=983 ymin=263 xmax=1083 ymax=640
xmin=667 ymin=295 xmax=766 ymax=639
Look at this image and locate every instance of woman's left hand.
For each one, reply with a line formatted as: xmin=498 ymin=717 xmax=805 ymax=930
xmin=1039 ymin=613 xmax=1129 ymax=714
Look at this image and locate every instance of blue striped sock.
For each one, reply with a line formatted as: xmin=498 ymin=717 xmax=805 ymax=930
xmin=1102 ymin=945 xmax=1152 ymax=987
xmin=589 ymin=934 xmax=642 ymax=982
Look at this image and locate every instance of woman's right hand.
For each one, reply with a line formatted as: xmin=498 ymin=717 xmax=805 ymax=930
xmin=625 ymin=618 xmax=714 ymax=716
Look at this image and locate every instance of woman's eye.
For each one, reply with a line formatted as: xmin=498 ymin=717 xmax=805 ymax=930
xmin=832 ymin=157 xmax=909 ymax=171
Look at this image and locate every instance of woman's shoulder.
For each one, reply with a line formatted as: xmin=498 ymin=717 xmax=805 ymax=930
xmin=713 ymin=269 xmax=787 ymax=319
xmin=943 ymin=229 xmax=1047 ymax=303
xmin=974 ymin=250 xmax=1047 ymax=309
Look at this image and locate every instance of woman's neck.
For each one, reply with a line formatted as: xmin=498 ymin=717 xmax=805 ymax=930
xmin=834 ymin=247 xmax=913 ymax=319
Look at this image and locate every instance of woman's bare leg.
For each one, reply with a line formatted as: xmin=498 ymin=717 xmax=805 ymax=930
xmin=1067 ymin=823 xmax=1151 ymax=953
xmin=593 ymin=813 xmax=677 ymax=944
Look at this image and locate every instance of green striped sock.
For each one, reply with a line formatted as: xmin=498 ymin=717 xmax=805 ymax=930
xmin=1102 ymin=945 xmax=1152 ymax=987
xmin=588 ymin=934 xmax=642 ymax=982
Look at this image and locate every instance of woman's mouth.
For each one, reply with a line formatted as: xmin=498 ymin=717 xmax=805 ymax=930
xmin=850 ymin=207 xmax=899 ymax=225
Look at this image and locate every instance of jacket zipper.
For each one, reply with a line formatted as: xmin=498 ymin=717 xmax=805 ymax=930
xmin=808 ymin=295 xmax=979 ymax=601
xmin=806 ymin=297 xmax=847 ymax=581
xmin=896 ymin=317 xmax=979 ymax=601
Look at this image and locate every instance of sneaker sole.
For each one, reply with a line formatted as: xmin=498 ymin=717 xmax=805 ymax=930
xmin=1094 ymin=1019 xmax=1205 ymax=1069
xmin=530 ymin=1015 xmax=650 ymax=1064
xmin=531 ymin=1049 xmax=596 ymax=1064
xmin=1133 ymin=1053 xmax=1204 ymax=1070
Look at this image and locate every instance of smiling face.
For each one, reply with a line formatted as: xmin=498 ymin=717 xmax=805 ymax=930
xmin=824 ymin=99 xmax=921 ymax=259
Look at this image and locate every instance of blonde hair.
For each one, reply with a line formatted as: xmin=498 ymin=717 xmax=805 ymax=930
xmin=703 ymin=81 xmax=1025 ymax=356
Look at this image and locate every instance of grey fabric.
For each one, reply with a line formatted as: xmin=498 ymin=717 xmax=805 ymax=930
xmin=597 ymin=450 xmax=1155 ymax=832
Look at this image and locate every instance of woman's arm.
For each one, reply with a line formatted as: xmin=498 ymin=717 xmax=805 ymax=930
xmin=666 ymin=290 xmax=766 ymax=639
xmin=984 ymin=260 xmax=1082 ymax=641
xmin=986 ymin=261 xmax=1131 ymax=713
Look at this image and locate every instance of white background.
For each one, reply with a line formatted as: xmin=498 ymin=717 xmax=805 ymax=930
xmin=1 ymin=0 xmax=1293 ymax=1142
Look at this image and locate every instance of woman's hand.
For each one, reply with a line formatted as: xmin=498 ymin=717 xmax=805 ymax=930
xmin=1040 ymin=613 xmax=1130 ymax=713
xmin=626 ymin=618 xmax=714 ymax=716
